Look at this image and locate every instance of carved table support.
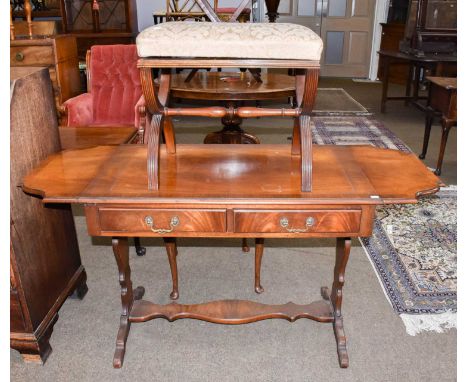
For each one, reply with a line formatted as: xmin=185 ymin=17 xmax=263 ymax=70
xmin=321 ymin=237 xmax=351 ymax=368
xmin=203 ymin=101 xmax=261 ymax=144
xmin=297 ymin=68 xmax=319 ymax=191
xmin=164 ymin=237 xmax=179 ymax=300
xmin=111 ymin=238 xmax=145 ymax=368
xmin=109 ymin=235 xmax=352 ymax=368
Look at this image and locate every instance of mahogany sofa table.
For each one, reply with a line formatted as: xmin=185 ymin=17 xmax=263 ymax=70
xmin=171 ymin=71 xmax=296 ymax=143
xmin=22 ymin=143 xmax=440 ymax=369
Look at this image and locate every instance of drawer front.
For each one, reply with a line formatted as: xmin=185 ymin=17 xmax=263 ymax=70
xmin=234 ymin=210 xmax=361 ymax=234
xmin=98 ymin=208 xmax=226 ymax=234
xmin=10 ymin=45 xmax=55 ymax=66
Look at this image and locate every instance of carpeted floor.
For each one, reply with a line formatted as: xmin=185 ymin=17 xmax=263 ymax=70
xmin=10 ymin=80 xmax=457 ymax=381
xmin=10 ymin=218 xmax=457 ymax=381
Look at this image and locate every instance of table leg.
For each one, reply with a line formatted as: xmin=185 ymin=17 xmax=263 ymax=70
xmin=380 ymin=56 xmax=390 ymax=113
xmin=164 ymin=237 xmax=179 ymax=300
xmin=203 ymin=101 xmax=260 ymax=144
xmin=404 ymin=64 xmax=413 ymax=106
xmin=242 ymin=238 xmax=250 ymax=252
xmin=321 ymin=237 xmax=351 ymax=368
xmin=112 ymin=237 xmax=145 ymax=368
xmin=419 ymin=111 xmax=434 ymax=160
xmin=435 ymin=118 xmax=455 ymax=176
xmin=254 ymin=238 xmax=265 ymax=294
xmin=134 ymin=237 xmax=146 ymax=256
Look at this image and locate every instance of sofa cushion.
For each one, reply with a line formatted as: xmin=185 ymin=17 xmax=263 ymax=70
xmin=136 ymin=22 xmax=323 ymax=61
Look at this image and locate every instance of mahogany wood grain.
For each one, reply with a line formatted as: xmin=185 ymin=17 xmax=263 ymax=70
xmin=98 ymin=208 xmax=227 ymax=234
xmin=170 ymin=72 xmax=295 ymax=101
xmin=59 ymin=126 xmax=137 ymax=150
xmin=129 ymin=299 xmax=334 ymax=324
xmin=138 ymin=58 xmax=320 ymax=69
xmin=234 ymin=209 xmax=361 ymax=234
xmin=164 ymin=106 xmax=301 ymax=118
xmin=23 ymin=145 xmax=441 ymax=204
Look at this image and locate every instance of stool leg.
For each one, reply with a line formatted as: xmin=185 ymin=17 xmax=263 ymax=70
xmin=164 ymin=238 xmax=179 ymax=300
xmin=419 ymin=112 xmax=434 ymax=159
xmin=254 ymin=238 xmax=265 ymax=294
xmin=134 ymin=237 xmax=146 ymax=256
xmin=242 ymin=238 xmax=250 ymax=252
xmin=434 ymin=118 xmax=455 ymax=176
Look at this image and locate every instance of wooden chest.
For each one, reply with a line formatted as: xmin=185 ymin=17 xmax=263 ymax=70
xmin=10 ymin=35 xmax=81 ymax=114
xmin=10 ymin=67 xmax=87 ymax=364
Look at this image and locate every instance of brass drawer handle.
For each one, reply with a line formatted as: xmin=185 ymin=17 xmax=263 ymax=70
xmin=144 ymin=215 xmax=179 ymax=234
xmin=15 ymin=52 xmax=25 ymax=62
xmin=279 ymin=216 xmax=315 ymax=233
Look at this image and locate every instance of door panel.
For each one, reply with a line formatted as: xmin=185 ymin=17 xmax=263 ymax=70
xmin=321 ymin=0 xmax=376 ymax=77
xmin=277 ymin=0 xmax=322 ymax=35
xmin=276 ymin=0 xmax=376 ymax=78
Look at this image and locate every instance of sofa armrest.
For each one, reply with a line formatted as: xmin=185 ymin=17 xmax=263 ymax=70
xmin=134 ymin=95 xmax=150 ymax=143
xmin=62 ymin=93 xmax=94 ymax=126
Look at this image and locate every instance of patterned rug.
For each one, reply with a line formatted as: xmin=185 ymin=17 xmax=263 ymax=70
xmin=310 ymin=116 xmax=457 ymax=335
xmin=311 ymin=116 xmax=411 ymax=153
xmin=313 ymin=88 xmax=371 ymax=116
xmin=360 ymin=188 xmax=457 ymax=335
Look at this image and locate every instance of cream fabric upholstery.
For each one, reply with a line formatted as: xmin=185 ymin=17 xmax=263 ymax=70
xmin=136 ymin=22 xmax=323 ymax=61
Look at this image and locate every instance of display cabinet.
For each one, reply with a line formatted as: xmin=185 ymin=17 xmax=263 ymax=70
xmin=399 ymin=0 xmax=457 ymax=56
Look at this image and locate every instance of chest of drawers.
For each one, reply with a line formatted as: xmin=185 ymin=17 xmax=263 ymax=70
xmin=10 ymin=35 xmax=81 ymax=115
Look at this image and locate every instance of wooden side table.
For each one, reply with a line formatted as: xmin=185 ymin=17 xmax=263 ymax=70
xmin=419 ymin=77 xmax=457 ymax=175
xmin=171 ymin=71 xmax=296 ymax=144
xmin=378 ymin=50 xmax=456 ymax=113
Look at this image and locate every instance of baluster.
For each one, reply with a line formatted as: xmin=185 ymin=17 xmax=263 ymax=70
xmin=92 ymin=0 xmax=101 ymax=32
xmin=24 ymin=0 xmax=33 ymax=38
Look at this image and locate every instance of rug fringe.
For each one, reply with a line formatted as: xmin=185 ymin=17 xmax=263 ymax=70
xmin=400 ymin=311 xmax=457 ymax=336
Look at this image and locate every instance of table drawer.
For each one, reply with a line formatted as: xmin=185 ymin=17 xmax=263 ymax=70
xmin=10 ymin=45 xmax=55 ymax=66
xmin=234 ymin=210 xmax=361 ymax=234
xmin=98 ymin=208 xmax=226 ymax=234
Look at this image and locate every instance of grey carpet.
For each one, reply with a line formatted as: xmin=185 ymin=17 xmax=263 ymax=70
xmin=10 ymin=216 xmax=456 ymax=381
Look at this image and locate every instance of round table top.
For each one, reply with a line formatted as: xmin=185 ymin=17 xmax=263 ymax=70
xmin=170 ymin=71 xmax=296 ymax=101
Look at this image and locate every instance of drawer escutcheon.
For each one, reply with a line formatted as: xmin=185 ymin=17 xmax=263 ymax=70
xmin=144 ymin=215 xmax=179 ymax=234
xmin=279 ymin=216 xmax=315 ymax=233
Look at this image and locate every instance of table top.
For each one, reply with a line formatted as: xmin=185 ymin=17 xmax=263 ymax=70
xmin=23 ymin=144 xmax=441 ymax=205
xmin=377 ymin=50 xmax=457 ymax=63
xmin=426 ymin=76 xmax=457 ymax=90
xmin=171 ymin=72 xmax=296 ymax=101
xmin=59 ymin=126 xmax=137 ymax=150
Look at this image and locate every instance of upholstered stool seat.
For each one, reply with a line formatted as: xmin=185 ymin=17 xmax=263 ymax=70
xmin=136 ymin=22 xmax=323 ymax=61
